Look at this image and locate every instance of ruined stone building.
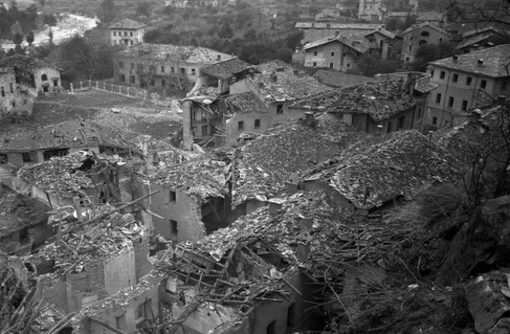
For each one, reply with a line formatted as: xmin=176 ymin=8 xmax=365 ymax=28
xmin=0 ymin=54 xmax=62 ymax=94
xmin=113 ymin=43 xmax=236 ymax=90
xmin=0 ymin=67 xmax=33 ymax=116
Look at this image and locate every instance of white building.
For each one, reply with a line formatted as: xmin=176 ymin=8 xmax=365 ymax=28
xmin=108 ymin=18 xmax=148 ymax=46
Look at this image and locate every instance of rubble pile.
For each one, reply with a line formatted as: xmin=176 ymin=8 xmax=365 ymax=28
xmin=233 ymin=119 xmax=365 ymax=205
xmin=305 ymin=130 xmax=461 ymax=208
xmin=152 ymin=155 xmax=229 ymax=198
xmin=18 ymin=151 xmax=129 ymax=199
xmin=33 ymin=207 xmax=146 ymax=275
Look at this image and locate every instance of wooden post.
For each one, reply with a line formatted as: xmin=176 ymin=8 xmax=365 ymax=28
xmin=70 ymin=83 xmax=74 ymax=93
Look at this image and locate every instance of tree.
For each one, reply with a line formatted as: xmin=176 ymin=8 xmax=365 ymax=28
xmin=349 ymin=54 xmax=402 ymax=77
xmin=218 ymin=22 xmax=233 ymax=39
xmin=96 ymin=0 xmax=116 ymax=24
xmin=42 ymin=13 xmax=57 ymax=26
xmin=136 ymin=2 xmax=153 ymax=17
xmin=413 ymin=42 xmax=456 ymax=71
xmin=26 ymin=30 xmax=34 ymax=46
xmin=385 ymin=17 xmax=403 ymax=31
xmin=12 ymin=32 xmax=23 ymax=46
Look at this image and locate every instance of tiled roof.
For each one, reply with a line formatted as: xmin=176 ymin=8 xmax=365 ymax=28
xmin=221 ymin=91 xmax=269 ymax=115
xmin=0 ymin=120 xmax=136 ymax=152
xmin=232 ymin=117 xmax=367 ymax=205
xmin=0 ymin=54 xmax=61 ymax=72
xmin=295 ymin=22 xmax=382 ymax=30
xmin=303 ymin=33 xmax=369 ymax=53
xmin=433 ymin=104 xmax=510 ymax=170
xmin=304 ymin=130 xmax=461 ymax=208
xmin=247 ymin=60 xmax=334 ymax=103
xmin=462 ymin=26 xmax=502 ymax=38
xmin=330 ymin=80 xmax=418 ymax=121
xmin=108 ymin=18 xmax=147 ymax=29
xmin=313 ymin=70 xmax=376 ymax=88
xmin=456 ymin=30 xmax=507 ymax=50
xmin=365 ymin=27 xmax=396 ymax=39
xmin=18 ymin=151 xmax=132 ymax=199
xmin=200 ymin=58 xmax=252 ymax=80
xmin=403 ymin=22 xmax=449 ymax=35
xmin=429 ymin=44 xmax=510 ymax=78
xmin=118 ymin=43 xmax=236 ymax=65
xmin=152 ymin=155 xmax=229 ymax=198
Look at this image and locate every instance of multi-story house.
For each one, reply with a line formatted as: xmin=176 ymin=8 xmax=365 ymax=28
xmin=401 ymin=23 xmax=450 ymax=63
xmin=301 ymin=35 xmax=365 ymax=71
xmin=0 ymin=55 xmax=62 ymax=94
xmin=0 ymin=67 xmax=32 ymax=116
xmin=113 ymin=43 xmax=236 ymax=90
xmin=108 ymin=18 xmax=148 ymax=46
xmin=425 ymin=44 xmax=510 ymax=128
xmin=358 ymin=0 xmax=385 ymax=21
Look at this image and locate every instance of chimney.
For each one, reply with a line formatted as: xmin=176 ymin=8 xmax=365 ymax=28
xmin=477 ymin=59 xmax=484 ymax=67
xmin=452 ymin=55 xmax=458 ymax=63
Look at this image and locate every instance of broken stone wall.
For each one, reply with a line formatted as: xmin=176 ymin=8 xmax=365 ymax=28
xmin=36 ymin=274 xmax=70 ymax=313
xmin=133 ymin=236 xmax=153 ymax=283
xmin=225 ymin=112 xmax=272 ymax=146
xmin=82 ymin=284 xmax=160 ymax=334
xmin=104 ymin=248 xmax=137 ymax=295
xmin=148 ymin=182 xmax=206 ymax=243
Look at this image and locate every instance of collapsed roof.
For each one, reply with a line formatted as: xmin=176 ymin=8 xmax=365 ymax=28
xmin=304 ymin=130 xmax=461 ymax=208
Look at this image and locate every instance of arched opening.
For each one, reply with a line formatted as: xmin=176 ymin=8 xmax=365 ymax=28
xmin=41 ymin=74 xmax=48 ymax=81
xmin=420 ymin=31 xmax=430 ymax=37
xmin=419 ymin=40 xmax=428 ymax=45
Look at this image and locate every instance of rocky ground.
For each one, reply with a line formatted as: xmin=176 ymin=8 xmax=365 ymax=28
xmin=33 ymin=90 xmax=183 ymax=140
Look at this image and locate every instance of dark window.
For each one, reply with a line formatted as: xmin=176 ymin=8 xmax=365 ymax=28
xmin=312 ymin=62 xmax=317 ymax=67
xmin=171 ymin=67 xmax=175 ymax=73
xmin=118 ymin=61 xmax=124 ymax=68
xmin=202 ymin=124 xmax=208 ymax=136
xmin=440 ymin=71 xmax=445 ymax=79
xmin=12 ymin=101 xmax=15 ymax=108
xmin=41 ymin=74 xmax=47 ymax=81
xmin=238 ymin=121 xmax=244 ymax=131
xmin=397 ymin=115 xmax=405 ymax=129
xmin=448 ymin=96 xmax=454 ymax=107
xmin=466 ymin=76 xmax=472 ymax=86
xmin=421 ymin=31 xmax=430 ymax=37
xmin=387 ymin=121 xmax=392 ymax=133
xmin=22 ymin=152 xmax=32 ymax=163
xmin=9 ymin=82 xmax=13 ymax=93
xmin=267 ymin=320 xmax=276 ymax=334
xmin=287 ymin=303 xmax=296 ymax=328
xmin=254 ymin=119 xmax=261 ymax=129
xmin=136 ymin=300 xmax=151 ymax=320
xmin=502 ymin=82 xmax=508 ymax=90
xmin=430 ymin=70 xmax=434 ymax=77
xmin=0 ymin=153 xmax=7 ymax=164
xmin=191 ymin=68 xmax=196 ymax=75
xmin=313 ymin=51 xmax=317 ymax=56
xmin=276 ymin=104 xmax=284 ymax=114
xmin=1 ymin=87 xmax=4 ymax=97
xmin=331 ymin=52 xmax=335 ymax=57
xmin=461 ymin=100 xmax=468 ymax=111
xmin=481 ymin=80 xmax=487 ymax=89
xmin=150 ymin=79 xmax=155 ymax=86
xmin=161 ymin=66 xmax=165 ymax=72
xmin=180 ymin=68 xmax=186 ymax=74
xmin=43 ymin=148 xmax=69 ymax=161
xmin=130 ymin=32 xmax=133 ymax=36
xmin=417 ymin=107 xmax=422 ymax=119
xmin=113 ymin=31 xmax=116 ymax=36
xmin=130 ymin=75 xmax=136 ymax=84
xmin=329 ymin=63 xmax=333 ymax=68
xmin=170 ymin=191 xmax=176 ymax=202
xmin=436 ymin=93 xmax=441 ymax=104
xmin=120 ymin=74 xmax=125 ymax=82
xmin=452 ymin=74 xmax=458 ymax=82
xmin=379 ymin=40 xmax=383 ymax=48
xmin=171 ymin=220 xmax=178 ymax=236
xmin=432 ymin=117 xmax=438 ymax=125
xmin=162 ymin=79 xmax=166 ymax=87
xmin=115 ymin=314 xmax=126 ymax=330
